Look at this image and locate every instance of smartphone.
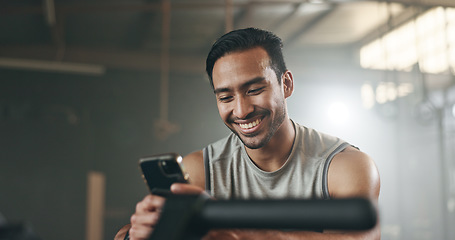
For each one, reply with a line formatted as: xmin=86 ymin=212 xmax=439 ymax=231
xmin=139 ymin=153 xmax=189 ymax=197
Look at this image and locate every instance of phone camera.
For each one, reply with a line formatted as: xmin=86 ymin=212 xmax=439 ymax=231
xmin=160 ymin=160 xmax=180 ymax=175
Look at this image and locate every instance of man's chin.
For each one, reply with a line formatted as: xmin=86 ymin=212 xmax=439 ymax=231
xmin=238 ymin=134 xmax=269 ymax=150
xmin=242 ymin=142 xmax=263 ymax=150
xmin=226 ymin=124 xmax=270 ymax=149
xmin=228 ymin=130 xmax=256 ymax=147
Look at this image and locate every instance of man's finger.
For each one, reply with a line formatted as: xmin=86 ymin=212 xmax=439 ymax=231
xmin=130 ymin=212 xmax=161 ymax=227
xmin=171 ymin=183 xmax=213 ymax=199
xmin=135 ymin=194 xmax=165 ymax=212
xmin=170 ymin=183 xmax=205 ymax=195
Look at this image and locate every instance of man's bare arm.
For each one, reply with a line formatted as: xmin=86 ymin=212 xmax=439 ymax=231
xmin=181 ymin=150 xmax=206 ymax=189
xmin=114 ymin=224 xmax=130 ymax=240
xmin=202 ymin=146 xmax=381 ymax=240
xmin=113 ymin=151 xmax=206 ymax=240
xmin=116 ymin=146 xmax=380 ymax=240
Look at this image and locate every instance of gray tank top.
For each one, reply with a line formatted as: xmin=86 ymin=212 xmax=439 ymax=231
xmin=203 ymin=121 xmax=349 ymax=200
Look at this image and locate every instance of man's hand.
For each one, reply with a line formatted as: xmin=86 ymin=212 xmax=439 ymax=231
xmin=129 ymin=194 xmax=165 ymax=240
xmin=128 ymin=183 xmax=208 ymax=240
xmin=170 ymin=183 xmax=208 ymax=196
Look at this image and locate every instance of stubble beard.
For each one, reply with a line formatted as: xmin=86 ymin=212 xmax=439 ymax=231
xmin=226 ymin=104 xmax=287 ymax=150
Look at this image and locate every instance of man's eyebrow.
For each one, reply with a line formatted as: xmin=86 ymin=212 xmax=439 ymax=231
xmin=214 ymin=77 xmax=266 ymax=94
xmin=213 ymin=87 xmax=230 ymax=94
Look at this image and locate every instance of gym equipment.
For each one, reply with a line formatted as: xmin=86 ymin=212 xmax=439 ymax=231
xmin=149 ymin=195 xmax=377 ymax=240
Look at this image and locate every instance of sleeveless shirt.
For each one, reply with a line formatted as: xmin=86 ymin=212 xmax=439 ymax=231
xmin=203 ymin=121 xmax=349 ymax=200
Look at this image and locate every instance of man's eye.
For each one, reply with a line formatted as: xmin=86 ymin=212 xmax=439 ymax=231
xmin=248 ymin=87 xmax=265 ymax=95
xmin=218 ymin=96 xmax=233 ymax=102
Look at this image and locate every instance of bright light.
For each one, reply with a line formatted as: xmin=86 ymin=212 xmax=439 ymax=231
xmin=397 ymin=83 xmax=414 ymax=97
xmin=364 ymin=82 xmax=414 ymax=107
xmin=385 ymin=82 xmax=397 ymax=102
xmin=327 ymin=102 xmax=349 ymax=125
xmin=361 ymin=83 xmax=375 ymax=109
xmin=376 ymin=83 xmax=388 ymax=104
xmin=360 ymin=7 xmax=455 ymax=74
xmin=360 ymin=40 xmax=384 ymax=69
xmin=308 ymin=0 xmax=325 ymax=4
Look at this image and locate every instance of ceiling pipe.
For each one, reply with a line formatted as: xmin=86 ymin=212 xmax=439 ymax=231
xmin=225 ymin=0 xmax=234 ymax=33
xmin=284 ymin=4 xmax=337 ymax=47
xmin=377 ymin=0 xmax=455 ymax=8
xmin=43 ymin=0 xmax=56 ymax=26
xmin=3 ymin=1 xmax=455 ymax=16
xmin=0 ymin=57 xmax=105 ymax=75
xmin=155 ymin=0 xmax=180 ymax=140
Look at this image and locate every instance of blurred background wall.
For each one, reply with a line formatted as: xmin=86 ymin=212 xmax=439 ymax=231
xmin=1 ymin=0 xmax=455 ymax=239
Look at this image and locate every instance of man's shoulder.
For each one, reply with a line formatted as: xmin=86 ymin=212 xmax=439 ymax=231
xmin=299 ymin=124 xmax=342 ymax=142
xmin=183 ymin=133 xmax=242 ymax=164
xmin=182 ymin=150 xmax=205 ymax=188
xmin=328 ymin=146 xmax=380 ymax=199
xmin=207 ymin=132 xmax=240 ymax=147
xmin=205 ymin=133 xmax=244 ymax=163
xmin=292 ymin=121 xmax=346 ymax=157
xmin=206 ymin=133 xmax=241 ymax=152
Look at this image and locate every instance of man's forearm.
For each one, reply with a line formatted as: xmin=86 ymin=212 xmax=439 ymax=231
xmin=203 ymin=227 xmax=380 ymax=240
xmin=114 ymin=224 xmax=131 ymax=240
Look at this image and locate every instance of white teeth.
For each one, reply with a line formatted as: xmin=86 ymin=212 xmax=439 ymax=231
xmin=239 ymin=119 xmax=261 ymax=129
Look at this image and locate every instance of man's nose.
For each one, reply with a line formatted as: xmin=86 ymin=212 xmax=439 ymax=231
xmin=233 ymin=96 xmax=254 ymax=119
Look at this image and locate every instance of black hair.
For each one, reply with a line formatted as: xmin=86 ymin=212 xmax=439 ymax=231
xmin=205 ymin=27 xmax=287 ymax=88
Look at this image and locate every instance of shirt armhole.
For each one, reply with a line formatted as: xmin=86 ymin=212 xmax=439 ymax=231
xmin=203 ymin=147 xmax=211 ymax=195
xmin=322 ymin=142 xmax=350 ymax=199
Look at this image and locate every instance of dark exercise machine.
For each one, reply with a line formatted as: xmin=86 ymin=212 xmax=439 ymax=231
xmin=149 ymin=195 xmax=377 ymax=240
xmin=0 ymin=221 xmax=41 ymax=240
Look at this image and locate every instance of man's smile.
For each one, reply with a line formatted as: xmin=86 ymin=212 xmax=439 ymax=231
xmin=234 ymin=117 xmax=264 ymax=135
xmin=238 ymin=118 xmax=261 ymax=129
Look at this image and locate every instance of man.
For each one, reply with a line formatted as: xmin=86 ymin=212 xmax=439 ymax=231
xmin=116 ymin=28 xmax=380 ymax=240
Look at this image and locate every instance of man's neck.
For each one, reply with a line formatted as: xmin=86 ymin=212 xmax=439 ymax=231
xmin=245 ymin=118 xmax=295 ymax=172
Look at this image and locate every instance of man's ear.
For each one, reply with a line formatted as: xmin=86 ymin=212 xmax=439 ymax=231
xmin=282 ymin=70 xmax=294 ymax=98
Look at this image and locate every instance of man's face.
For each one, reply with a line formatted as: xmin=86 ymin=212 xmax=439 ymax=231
xmin=212 ymin=47 xmax=288 ymax=149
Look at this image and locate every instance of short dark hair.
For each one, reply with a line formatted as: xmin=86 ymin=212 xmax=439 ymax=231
xmin=205 ymin=28 xmax=287 ymax=88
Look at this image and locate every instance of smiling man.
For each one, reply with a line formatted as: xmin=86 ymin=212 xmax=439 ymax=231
xmin=213 ymin=48 xmax=289 ymax=150
xmin=117 ymin=28 xmax=380 ymax=240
